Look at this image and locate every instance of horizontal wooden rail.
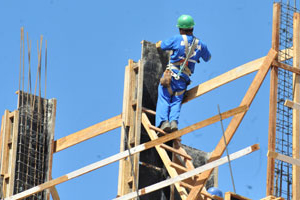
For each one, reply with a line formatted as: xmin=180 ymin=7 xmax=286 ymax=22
xmin=273 ymin=60 xmax=300 ymax=75
xmin=183 ymin=56 xmax=264 ymax=103
xmin=53 ymin=114 xmax=122 ymax=153
xmin=284 ymin=99 xmax=300 ymax=110
xmin=113 ymin=144 xmax=260 ymax=200
xmin=183 ymin=47 xmax=293 ymax=104
xmin=5 ymin=105 xmax=247 ymax=200
xmin=268 ymin=151 xmax=300 ymax=167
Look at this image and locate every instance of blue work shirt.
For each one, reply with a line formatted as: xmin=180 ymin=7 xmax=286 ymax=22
xmin=161 ymin=34 xmax=211 ymax=80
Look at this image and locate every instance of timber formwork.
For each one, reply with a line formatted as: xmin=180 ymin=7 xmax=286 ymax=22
xmin=267 ymin=2 xmax=300 ymax=200
xmin=4 ymin=2 xmax=300 ymax=200
xmin=0 ymin=91 xmax=56 ymax=200
xmin=117 ymin=41 xmax=217 ymax=200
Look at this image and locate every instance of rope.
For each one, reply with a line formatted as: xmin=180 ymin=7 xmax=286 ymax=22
xmin=217 ymin=105 xmax=236 ymax=193
xmin=122 ymin=122 xmax=141 ymax=200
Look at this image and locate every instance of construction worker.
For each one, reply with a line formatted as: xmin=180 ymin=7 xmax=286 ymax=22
xmin=156 ymin=14 xmax=211 ymax=132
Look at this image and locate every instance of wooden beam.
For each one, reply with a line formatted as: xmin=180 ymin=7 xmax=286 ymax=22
xmin=160 ymin=144 xmax=192 ymax=160
xmin=142 ymin=112 xmax=189 ymax=199
xmin=112 ymin=144 xmax=259 ymax=200
xmin=117 ymin=64 xmax=130 ymax=196
xmin=53 ymin=114 xmax=122 ymax=153
xmin=293 ymin=12 xmax=300 ymax=200
xmin=49 ymin=186 xmax=60 ymax=200
xmin=183 ymin=56 xmax=264 ymax=103
xmin=133 ymin=60 xmax=144 ymax=191
xmin=278 ymin=47 xmax=293 ymax=62
xmin=224 ymin=192 xmax=251 ymax=200
xmin=144 ymin=105 xmax=247 ymax=150
xmin=201 ymin=192 xmax=224 ymax=200
xmin=46 ymin=99 xmax=57 ymax=200
xmin=267 ymin=3 xmax=280 ymax=196
xmin=273 ymin=60 xmax=300 ymax=75
xmin=1 ymin=110 xmax=10 ymax=176
xmin=8 ymin=111 xmax=19 ymax=196
xmin=4 ymin=106 xmax=247 ymax=200
xmin=187 ymin=48 xmax=278 ymax=200
xmin=183 ymin=45 xmax=293 ymax=105
xmin=284 ymin=99 xmax=300 ymax=110
xmin=268 ymin=151 xmax=300 ymax=167
xmin=142 ymin=107 xmax=156 ymax=116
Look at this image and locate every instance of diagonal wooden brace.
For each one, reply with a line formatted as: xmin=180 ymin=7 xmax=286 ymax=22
xmin=187 ymin=48 xmax=278 ymax=200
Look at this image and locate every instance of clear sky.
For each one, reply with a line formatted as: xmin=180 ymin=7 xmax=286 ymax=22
xmin=0 ymin=0 xmax=285 ymax=199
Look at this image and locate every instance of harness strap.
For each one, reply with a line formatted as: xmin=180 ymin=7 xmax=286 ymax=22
xmin=173 ymin=35 xmax=199 ymax=79
xmin=182 ymin=35 xmax=189 ymax=56
xmin=168 ymin=65 xmax=192 ymax=76
xmin=182 ymin=35 xmax=199 ymax=60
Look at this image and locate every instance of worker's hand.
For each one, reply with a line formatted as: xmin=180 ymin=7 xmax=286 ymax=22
xmin=156 ymin=41 xmax=162 ymax=48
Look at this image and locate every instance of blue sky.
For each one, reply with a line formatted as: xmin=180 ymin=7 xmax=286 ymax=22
xmin=0 ymin=0 xmax=280 ymax=199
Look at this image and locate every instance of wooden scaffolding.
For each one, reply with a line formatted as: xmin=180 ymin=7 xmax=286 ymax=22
xmin=2 ymin=2 xmax=300 ymax=200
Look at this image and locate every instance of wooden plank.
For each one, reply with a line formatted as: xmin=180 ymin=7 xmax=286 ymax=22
xmin=46 ymin=99 xmax=57 ymax=200
xmin=224 ymin=192 xmax=251 ymax=200
xmin=183 ymin=56 xmax=264 ymax=104
xmin=268 ymin=151 xmax=300 ymax=167
xmin=149 ymin=124 xmax=167 ymax=135
xmin=179 ymin=181 xmax=194 ymax=190
xmin=7 ymin=111 xmax=19 ymax=196
xmin=53 ymin=114 xmax=121 ymax=153
xmin=1 ymin=110 xmax=10 ymax=176
xmin=187 ymin=48 xmax=278 ymax=200
xmin=273 ymin=60 xmax=300 ymax=75
xmin=144 ymin=105 xmax=247 ymax=150
xmin=278 ymin=47 xmax=293 ymax=62
xmin=160 ymin=144 xmax=192 ymax=160
xmin=285 ymin=99 xmax=300 ymax=110
xmin=172 ymin=140 xmax=203 ymax=196
xmin=142 ymin=107 xmax=156 ymax=116
xmin=0 ymin=115 xmax=5 ymax=172
xmin=169 ymin=162 xmax=189 ymax=173
xmin=267 ymin=3 xmax=281 ymax=196
xmin=4 ymin=106 xmax=247 ymax=200
xmin=119 ymin=60 xmax=136 ymax=193
xmin=133 ymin=59 xmax=144 ymax=191
xmin=2 ymin=110 xmax=12 ymax=198
xmin=293 ymin=13 xmax=300 ymax=200
xmin=113 ymin=144 xmax=259 ymax=200
xmin=117 ymin=65 xmax=130 ymax=196
xmin=49 ymin=186 xmax=60 ymax=200
xmin=117 ymin=64 xmax=130 ymax=195
xmin=201 ymin=192 xmax=224 ymax=200
xmin=141 ymin=112 xmax=189 ymax=199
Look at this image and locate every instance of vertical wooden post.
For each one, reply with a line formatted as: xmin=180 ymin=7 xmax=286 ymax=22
xmin=292 ymin=12 xmax=300 ymax=200
xmin=133 ymin=59 xmax=144 ymax=192
xmin=117 ymin=64 xmax=130 ymax=196
xmin=46 ymin=99 xmax=57 ymax=200
xmin=7 ymin=110 xmax=19 ymax=196
xmin=266 ymin=2 xmax=280 ymax=196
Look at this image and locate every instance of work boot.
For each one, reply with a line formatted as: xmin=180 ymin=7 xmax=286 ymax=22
xmin=160 ymin=121 xmax=171 ymax=133
xmin=170 ymin=120 xmax=178 ymax=132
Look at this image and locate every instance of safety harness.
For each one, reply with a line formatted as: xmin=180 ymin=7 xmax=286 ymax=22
xmin=166 ymin=35 xmax=199 ymax=96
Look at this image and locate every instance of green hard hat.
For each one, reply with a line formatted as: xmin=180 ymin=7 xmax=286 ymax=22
xmin=176 ymin=15 xmax=195 ymax=29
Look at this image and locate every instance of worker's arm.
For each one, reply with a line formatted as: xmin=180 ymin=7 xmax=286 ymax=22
xmin=200 ymin=43 xmax=211 ymax=62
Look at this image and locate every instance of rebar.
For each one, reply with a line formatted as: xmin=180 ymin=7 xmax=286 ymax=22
xmin=273 ymin=2 xmax=299 ymax=199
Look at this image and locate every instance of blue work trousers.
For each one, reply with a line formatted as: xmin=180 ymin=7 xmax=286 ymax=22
xmin=155 ymin=77 xmax=187 ymax=127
